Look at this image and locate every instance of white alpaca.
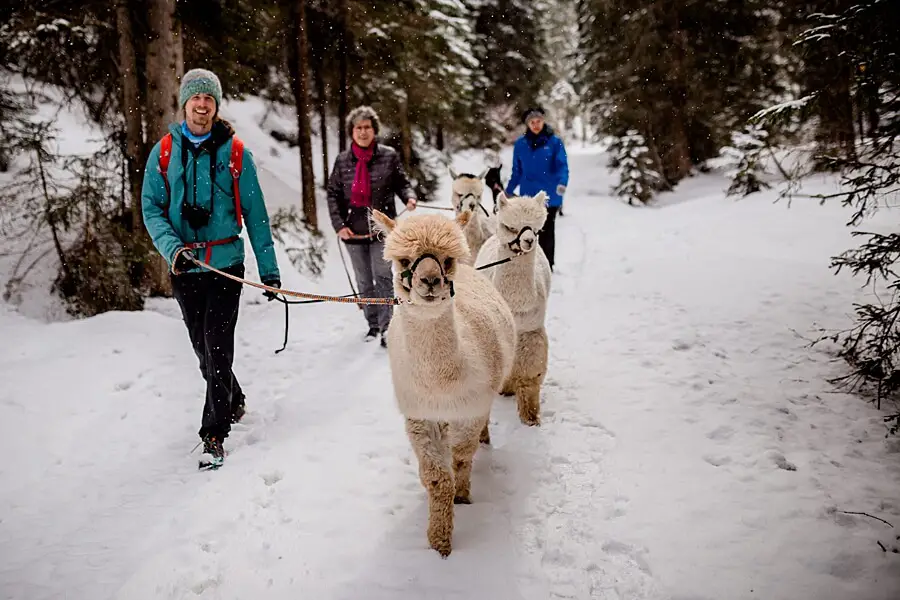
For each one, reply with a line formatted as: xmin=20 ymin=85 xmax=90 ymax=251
xmin=475 ymin=191 xmax=552 ymax=431
xmin=372 ymin=209 xmax=516 ymax=557
xmin=449 ymin=168 xmax=495 ymax=265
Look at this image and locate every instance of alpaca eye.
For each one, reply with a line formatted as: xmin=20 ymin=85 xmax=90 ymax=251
xmin=504 ymin=224 xmax=517 ymax=233
xmin=444 ymin=258 xmax=454 ymax=271
xmin=399 ymin=258 xmax=410 ymax=268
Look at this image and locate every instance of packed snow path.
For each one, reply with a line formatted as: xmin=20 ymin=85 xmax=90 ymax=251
xmin=2 ymin=148 xmax=899 ymax=600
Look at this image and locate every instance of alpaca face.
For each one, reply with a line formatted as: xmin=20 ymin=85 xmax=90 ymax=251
xmin=449 ymin=169 xmax=488 ymax=218
xmin=495 ymin=192 xmax=548 ymax=255
xmin=370 ymin=210 xmax=471 ymax=307
xmin=398 ymin=253 xmax=456 ymax=305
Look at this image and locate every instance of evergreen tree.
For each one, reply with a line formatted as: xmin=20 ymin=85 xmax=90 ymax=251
xmin=471 ymin=0 xmax=552 ymax=144
xmin=755 ymin=0 xmax=900 ymax=432
xmin=607 ymin=130 xmax=661 ymax=205
xmin=577 ymin=0 xmax=783 ymax=186
xmin=542 ymin=0 xmax=581 ymax=140
xmin=719 ymin=125 xmax=772 ymax=198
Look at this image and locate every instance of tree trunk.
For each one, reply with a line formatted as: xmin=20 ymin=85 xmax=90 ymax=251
xmin=815 ymin=65 xmax=856 ymax=163
xmin=315 ymin=67 xmax=329 ymax=188
xmin=656 ymin=117 xmax=692 ymax=184
xmin=658 ymin=5 xmax=693 ymax=184
xmin=173 ymin=12 xmax=184 ymax=82
xmin=435 ymin=123 xmax=444 ymax=151
xmin=286 ymin=0 xmax=318 ymax=229
xmin=145 ymin=0 xmax=181 ymax=296
xmin=400 ymin=94 xmax=412 ymax=170
xmin=336 ymin=0 xmax=349 ymax=152
xmin=854 ymin=65 xmax=880 ymax=140
xmin=146 ymin=0 xmax=179 ymax=140
xmin=116 ymin=0 xmax=145 ymax=231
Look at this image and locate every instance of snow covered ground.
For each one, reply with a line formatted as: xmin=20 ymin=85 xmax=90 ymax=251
xmin=1 ymin=96 xmax=900 ymax=600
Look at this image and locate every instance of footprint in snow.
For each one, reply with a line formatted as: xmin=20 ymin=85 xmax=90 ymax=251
xmin=261 ymin=471 xmax=283 ymax=487
xmin=607 ymin=496 xmax=629 ymax=518
xmin=706 ymin=425 xmax=735 ymax=441
xmin=766 ymin=450 xmax=797 ymax=471
xmin=703 ymin=454 xmax=733 ymax=467
xmin=191 ymin=576 xmax=221 ymax=595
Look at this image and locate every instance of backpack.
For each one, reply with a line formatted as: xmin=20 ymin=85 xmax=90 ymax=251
xmin=158 ymin=133 xmax=245 ymax=229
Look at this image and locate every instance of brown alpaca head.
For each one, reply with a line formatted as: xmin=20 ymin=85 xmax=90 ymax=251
xmin=494 ymin=191 xmax=548 ymax=255
xmin=371 ymin=210 xmax=471 ymax=307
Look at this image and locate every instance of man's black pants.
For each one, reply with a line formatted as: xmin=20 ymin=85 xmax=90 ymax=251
xmin=171 ymin=264 xmax=244 ymax=441
xmin=539 ymin=206 xmax=559 ymax=270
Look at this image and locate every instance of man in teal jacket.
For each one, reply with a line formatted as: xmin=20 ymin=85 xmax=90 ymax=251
xmin=142 ymin=68 xmax=280 ymax=468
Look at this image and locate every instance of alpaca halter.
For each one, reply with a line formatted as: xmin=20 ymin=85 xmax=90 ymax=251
xmin=507 ymin=226 xmax=540 ymax=255
xmin=455 ymin=192 xmax=490 ymax=217
xmin=400 ymin=253 xmax=455 ymax=299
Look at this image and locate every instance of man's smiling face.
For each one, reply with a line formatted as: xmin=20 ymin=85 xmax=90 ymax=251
xmin=185 ymin=93 xmax=216 ymax=135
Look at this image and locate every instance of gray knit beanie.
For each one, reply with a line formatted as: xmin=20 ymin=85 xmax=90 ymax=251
xmin=179 ymin=68 xmax=223 ymax=111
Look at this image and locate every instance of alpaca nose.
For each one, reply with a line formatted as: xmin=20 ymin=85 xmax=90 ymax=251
xmin=420 ymin=275 xmax=442 ymax=289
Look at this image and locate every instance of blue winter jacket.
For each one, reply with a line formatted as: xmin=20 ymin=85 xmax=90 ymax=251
xmin=505 ymin=126 xmax=569 ymax=207
xmin=141 ymin=120 xmax=280 ymax=281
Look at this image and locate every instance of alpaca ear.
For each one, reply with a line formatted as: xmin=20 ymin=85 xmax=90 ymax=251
xmin=449 ymin=166 xmax=459 ymax=179
xmin=534 ymin=191 xmax=548 ymax=206
xmin=477 ymin=168 xmax=488 ymax=180
xmin=456 ymin=210 xmax=472 ymax=228
xmin=371 ymin=209 xmax=395 ymax=234
xmin=497 ymin=191 xmax=509 ymax=210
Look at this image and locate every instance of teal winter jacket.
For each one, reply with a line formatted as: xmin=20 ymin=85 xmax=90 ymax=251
xmin=141 ymin=120 xmax=280 ymax=281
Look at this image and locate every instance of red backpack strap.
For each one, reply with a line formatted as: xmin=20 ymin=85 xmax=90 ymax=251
xmin=229 ymin=136 xmax=244 ymax=229
xmin=158 ymin=133 xmax=173 ymax=197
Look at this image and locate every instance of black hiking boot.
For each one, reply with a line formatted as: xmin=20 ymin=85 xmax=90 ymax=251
xmin=380 ymin=331 xmax=388 ymax=348
xmin=230 ymin=402 xmax=246 ymax=424
xmin=199 ymin=435 xmax=225 ymax=470
xmin=364 ymin=326 xmax=379 ymax=342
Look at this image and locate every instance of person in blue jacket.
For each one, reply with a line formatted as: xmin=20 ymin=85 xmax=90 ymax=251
xmin=141 ymin=68 xmax=281 ymax=468
xmin=505 ymin=106 xmax=569 ymax=270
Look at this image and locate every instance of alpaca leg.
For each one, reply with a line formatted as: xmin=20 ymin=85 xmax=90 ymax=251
xmin=479 ymin=420 xmax=491 ymax=445
xmin=450 ymin=418 xmax=486 ymax=504
xmin=517 ymin=380 xmax=542 ymax=426
xmin=406 ymin=418 xmax=455 ymax=557
xmin=512 ymin=328 xmax=549 ymax=426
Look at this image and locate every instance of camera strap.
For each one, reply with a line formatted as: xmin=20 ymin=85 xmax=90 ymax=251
xmin=158 ymin=133 xmax=244 ymax=230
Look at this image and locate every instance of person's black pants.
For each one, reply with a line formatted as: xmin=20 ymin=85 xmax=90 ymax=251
xmin=171 ymin=263 xmax=244 ymax=441
xmin=539 ymin=206 xmax=559 ymax=270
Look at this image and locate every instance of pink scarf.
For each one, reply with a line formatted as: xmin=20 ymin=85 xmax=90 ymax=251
xmin=350 ymin=143 xmax=374 ymax=208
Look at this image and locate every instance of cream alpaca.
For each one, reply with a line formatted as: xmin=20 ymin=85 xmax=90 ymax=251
xmin=475 ymin=191 xmax=552 ymax=431
xmin=449 ymin=168 xmax=495 ymax=265
xmin=372 ymin=209 xmax=516 ymax=557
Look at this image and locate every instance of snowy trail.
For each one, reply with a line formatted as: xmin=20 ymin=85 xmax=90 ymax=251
xmin=2 ymin=147 xmax=900 ymax=600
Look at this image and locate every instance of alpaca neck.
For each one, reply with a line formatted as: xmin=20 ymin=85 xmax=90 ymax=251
xmin=498 ymin=244 xmax=538 ymax=279
xmin=399 ymin=303 xmax=462 ymax=358
xmin=464 ymin=209 xmax=484 ymax=232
